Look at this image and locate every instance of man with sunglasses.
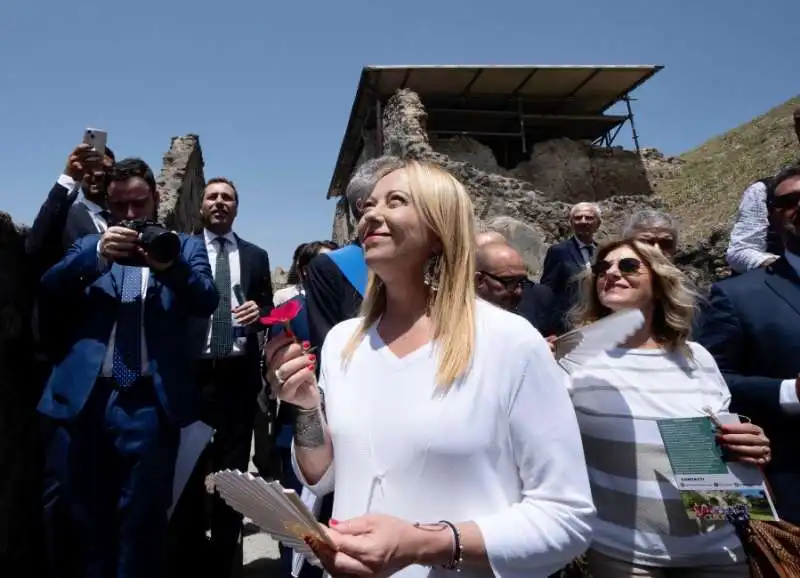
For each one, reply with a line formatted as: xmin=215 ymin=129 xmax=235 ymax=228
xmin=476 ymin=241 xmax=556 ymax=335
xmin=726 ymin=108 xmax=800 ymax=274
xmin=621 ymin=209 xmax=679 ymax=258
xmin=696 ymin=163 xmax=800 ymax=524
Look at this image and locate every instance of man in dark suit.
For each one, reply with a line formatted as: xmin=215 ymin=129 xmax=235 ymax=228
xmin=26 ymin=143 xmax=116 ymax=578
xmin=475 ymin=239 xmax=556 ymax=335
xmin=27 ymin=143 xmax=116 ymax=280
xmin=167 ymin=177 xmax=273 ymax=578
xmin=540 ymin=202 xmax=600 ymax=333
xmin=696 ymin=163 xmax=800 ymax=525
xmin=37 ymin=158 xmax=219 ymax=578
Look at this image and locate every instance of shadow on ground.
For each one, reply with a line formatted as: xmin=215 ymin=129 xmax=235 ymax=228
xmin=242 ymin=557 xmax=281 ymax=578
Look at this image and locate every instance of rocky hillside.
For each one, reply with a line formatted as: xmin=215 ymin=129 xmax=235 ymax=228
xmin=335 ymin=90 xmax=799 ymax=290
xmin=653 ymin=95 xmax=800 ymax=243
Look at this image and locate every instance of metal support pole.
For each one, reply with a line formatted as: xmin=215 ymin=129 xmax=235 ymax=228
xmin=517 ymin=98 xmax=527 ymax=154
xmin=624 ymin=96 xmax=641 ymax=154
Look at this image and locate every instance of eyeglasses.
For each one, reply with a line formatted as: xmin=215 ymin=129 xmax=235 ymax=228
xmin=637 ymin=236 xmax=676 ymax=252
xmin=770 ymin=190 xmax=800 ymax=210
xmin=480 ymin=271 xmax=528 ymax=290
xmin=592 ymin=257 xmax=643 ymax=277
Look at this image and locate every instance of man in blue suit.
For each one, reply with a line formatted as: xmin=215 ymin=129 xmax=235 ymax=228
xmin=696 ymin=163 xmax=800 ymax=525
xmin=37 ymin=158 xmax=219 ymax=578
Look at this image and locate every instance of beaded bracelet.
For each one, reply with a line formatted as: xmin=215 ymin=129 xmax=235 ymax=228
xmin=438 ymin=520 xmax=464 ymax=572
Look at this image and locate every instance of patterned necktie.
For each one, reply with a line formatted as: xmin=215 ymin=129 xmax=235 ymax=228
xmin=585 ymin=244 xmax=595 ymax=264
xmin=210 ymin=237 xmax=233 ymax=357
xmin=112 ymin=266 xmax=143 ymax=386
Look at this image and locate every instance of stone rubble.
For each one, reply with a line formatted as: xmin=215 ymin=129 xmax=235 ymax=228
xmin=333 ymin=88 xmax=727 ymax=285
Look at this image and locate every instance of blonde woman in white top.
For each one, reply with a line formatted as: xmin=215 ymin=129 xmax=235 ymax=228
xmin=265 ymin=160 xmax=595 ymax=578
xmin=565 ymin=238 xmax=771 ymax=578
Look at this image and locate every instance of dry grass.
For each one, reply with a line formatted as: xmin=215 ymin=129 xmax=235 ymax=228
xmin=652 ymin=95 xmax=800 ymax=243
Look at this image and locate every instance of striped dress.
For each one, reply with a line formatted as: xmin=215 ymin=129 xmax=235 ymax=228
xmin=566 ymin=342 xmax=746 ymax=567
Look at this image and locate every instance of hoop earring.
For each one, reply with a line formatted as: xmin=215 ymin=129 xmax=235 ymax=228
xmin=424 ymin=254 xmax=442 ymax=292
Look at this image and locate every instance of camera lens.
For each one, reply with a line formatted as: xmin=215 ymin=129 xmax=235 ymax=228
xmin=147 ymin=230 xmax=181 ymax=263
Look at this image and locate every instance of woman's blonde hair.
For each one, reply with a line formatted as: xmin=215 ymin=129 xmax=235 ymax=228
xmin=342 ymin=160 xmax=477 ymax=388
xmin=569 ymin=238 xmax=698 ymax=357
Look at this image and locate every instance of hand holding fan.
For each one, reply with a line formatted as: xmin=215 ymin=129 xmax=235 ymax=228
xmin=208 ymin=469 xmax=334 ymax=558
xmin=554 ymin=308 xmax=645 ymax=373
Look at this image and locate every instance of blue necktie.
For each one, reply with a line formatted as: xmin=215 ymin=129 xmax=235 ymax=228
xmin=112 ymin=266 xmax=143 ymax=386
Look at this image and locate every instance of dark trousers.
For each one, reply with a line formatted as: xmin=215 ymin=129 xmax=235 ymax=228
xmin=45 ymin=378 xmax=179 ymax=578
xmin=168 ymin=356 xmax=259 ymax=578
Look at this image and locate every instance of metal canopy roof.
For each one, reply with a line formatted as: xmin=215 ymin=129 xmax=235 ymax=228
xmin=327 ymin=65 xmax=663 ymax=199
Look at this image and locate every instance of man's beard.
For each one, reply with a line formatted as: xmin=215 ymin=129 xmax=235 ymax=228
xmin=781 ymin=215 xmax=800 ymax=254
xmin=83 ymin=183 xmax=105 ymax=201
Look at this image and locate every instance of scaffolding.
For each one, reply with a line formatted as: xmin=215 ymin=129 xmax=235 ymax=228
xmin=328 ymin=65 xmax=663 ymax=198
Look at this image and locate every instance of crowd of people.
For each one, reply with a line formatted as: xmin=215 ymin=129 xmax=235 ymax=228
xmin=18 ymin=107 xmax=800 ymax=578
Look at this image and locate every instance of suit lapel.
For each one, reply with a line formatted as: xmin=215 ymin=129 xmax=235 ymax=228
xmin=237 ymin=235 xmax=253 ymax=300
xmin=764 ymin=259 xmax=800 ymax=319
xmin=73 ymin=203 xmax=98 ymax=235
xmin=568 ymin=237 xmax=585 ymax=269
xmin=106 ymin=263 xmax=124 ymax=298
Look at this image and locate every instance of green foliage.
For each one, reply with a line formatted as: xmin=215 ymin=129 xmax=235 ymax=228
xmin=655 ymin=95 xmax=800 ymax=244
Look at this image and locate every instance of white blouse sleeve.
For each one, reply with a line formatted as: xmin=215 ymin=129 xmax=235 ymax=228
xmin=291 ymin=342 xmax=336 ymax=497
xmin=473 ymin=337 xmax=595 ymax=577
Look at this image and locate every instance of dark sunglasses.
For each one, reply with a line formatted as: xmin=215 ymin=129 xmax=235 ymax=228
xmin=481 ymin=271 xmax=528 ymax=290
xmin=592 ymin=257 xmax=643 ymax=277
xmin=770 ymin=190 xmax=800 ymax=210
xmin=638 ymin=236 xmax=676 ymax=252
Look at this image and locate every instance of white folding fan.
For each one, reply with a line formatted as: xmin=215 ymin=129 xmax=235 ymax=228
xmin=553 ymin=308 xmax=645 ymax=373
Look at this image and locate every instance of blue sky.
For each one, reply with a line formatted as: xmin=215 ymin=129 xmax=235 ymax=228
xmin=1 ymin=0 xmax=798 ymax=269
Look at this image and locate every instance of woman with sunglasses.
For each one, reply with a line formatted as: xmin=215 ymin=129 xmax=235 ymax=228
xmin=564 ymin=239 xmax=771 ymax=578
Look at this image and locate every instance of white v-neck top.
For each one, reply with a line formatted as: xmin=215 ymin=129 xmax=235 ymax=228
xmin=293 ymin=300 xmax=595 ymax=578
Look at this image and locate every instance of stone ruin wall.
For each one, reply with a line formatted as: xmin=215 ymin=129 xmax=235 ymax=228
xmin=332 ymin=88 xmax=699 ymax=280
xmin=0 ymin=136 xmax=206 ymax=568
xmin=157 ymin=134 xmax=207 ymax=232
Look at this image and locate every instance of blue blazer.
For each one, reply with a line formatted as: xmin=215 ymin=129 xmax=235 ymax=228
xmin=37 ymin=233 xmax=220 ymax=427
xmin=695 ymin=258 xmax=800 ymax=524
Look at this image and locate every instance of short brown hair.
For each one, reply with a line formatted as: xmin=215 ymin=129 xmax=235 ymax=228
xmin=205 ymin=177 xmax=238 ymax=203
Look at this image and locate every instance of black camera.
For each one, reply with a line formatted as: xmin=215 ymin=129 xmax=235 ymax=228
xmin=114 ymin=219 xmax=181 ymax=267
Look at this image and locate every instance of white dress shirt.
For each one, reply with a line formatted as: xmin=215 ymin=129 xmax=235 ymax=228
xmin=778 ymin=251 xmax=800 ymax=412
xmin=726 ymin=181 xmax=778 ymax=273
xmin=57 ymin=173 xmax=108 ymax=232
xmin=202 ymin=229 xmax=246 ymax=357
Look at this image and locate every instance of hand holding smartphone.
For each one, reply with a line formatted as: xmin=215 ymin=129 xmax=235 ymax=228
xmin=82 ymin=128 xmax=107 ymax=158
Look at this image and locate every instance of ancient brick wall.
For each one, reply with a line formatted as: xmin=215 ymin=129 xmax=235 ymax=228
xmin=334 ymin=89 xmax=663 ymax=277
xmin=157 ymin=134 xmax=206 ymax=232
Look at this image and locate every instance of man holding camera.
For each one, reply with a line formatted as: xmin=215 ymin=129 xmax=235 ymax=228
xmin=37 ymin=158 xmax=219 ymax=578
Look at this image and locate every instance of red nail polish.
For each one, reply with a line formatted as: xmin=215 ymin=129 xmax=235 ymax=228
xmin=330 ymin=519 xmax=339 ymax=526
xmin=308 ymin=364 xmax=315 ymax=371
xmin=308 ymin=354 xmax=316 ymax=362
xmin=302 ymin=341 xmax=311 ymax=349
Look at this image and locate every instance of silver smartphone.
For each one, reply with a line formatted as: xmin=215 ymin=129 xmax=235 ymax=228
xmin=82 ymin=128 xmax=107 ymax=158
